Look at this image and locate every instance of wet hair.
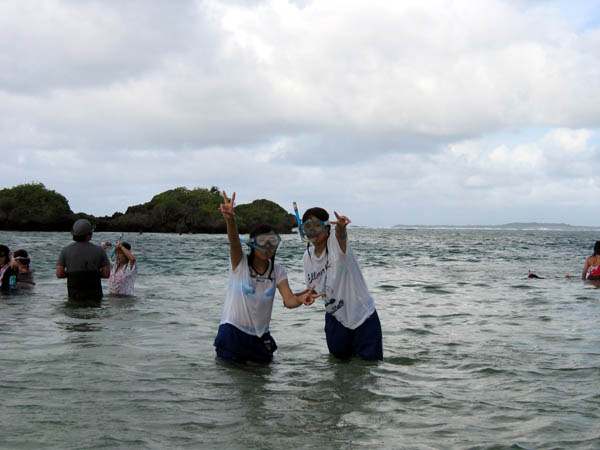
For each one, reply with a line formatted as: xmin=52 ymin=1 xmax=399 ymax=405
xmin=302 ymin=207 xmax=329 ymax=223
xmin=248 ymin=223 xmax=277 ymax=280
xmin=0 ymin=245 xmax=9 ymax=262
xmin=13 ymin=249 xmax=30 ymax=268
xmin=117 ymin=242 xmax=132 ymax=251
xmin=594 ymin=241 xmax=600 ymax=256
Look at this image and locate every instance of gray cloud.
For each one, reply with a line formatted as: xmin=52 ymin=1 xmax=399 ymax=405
xmin=1 ymin=0 xmax=599 ymax=225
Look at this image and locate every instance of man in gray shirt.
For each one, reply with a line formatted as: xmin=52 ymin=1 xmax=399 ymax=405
xmin=56 ymin=219 xmax=110 ymax=305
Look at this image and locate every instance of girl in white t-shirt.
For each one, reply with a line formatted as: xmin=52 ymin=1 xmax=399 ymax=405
xmin=300 ymin=207 xmax=383 ymax=361
xmin=214 ymin=191 xmax=322 ymax=363
xmin=108 ymin=242 xmax=137 ymax=295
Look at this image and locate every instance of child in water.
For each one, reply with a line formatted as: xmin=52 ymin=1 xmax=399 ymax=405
xmin=299 ymin=207 xmax=383 ymax=361
xmin=0 ymin=245 xmax=17 ymax=291
xmin=581 ymin=241 xmax=600 ymax=280
xmin=108 ymin=242 xmax=137 ymax=295
xmin=214 ymin=191 xmax=322 ymax=363
xmin=11 ymin=249 xmax=36 ymax=289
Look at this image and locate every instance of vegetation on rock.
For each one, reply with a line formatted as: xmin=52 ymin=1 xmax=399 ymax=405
xmin=0 ymin=184 xmax=296 ymax=233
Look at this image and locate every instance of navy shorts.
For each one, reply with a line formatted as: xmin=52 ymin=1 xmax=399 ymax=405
xmin=324 ymin=310 xmax=383 ymax=361
xmin=214 ymin=323 xmax=277 ymax=363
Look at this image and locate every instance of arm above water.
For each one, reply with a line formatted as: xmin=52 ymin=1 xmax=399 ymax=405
xmin=278 ymin=279 xmax=323 ymax=309
xmin=219 ymin=191 xmax=243 ymax=271
xmin=331 ymin=211 xmax=351 ymax=254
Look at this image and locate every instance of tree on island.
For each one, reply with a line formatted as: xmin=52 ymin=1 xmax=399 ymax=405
xmin=0 ymin=183 xmax=297 ymax=233
xmin=0 ymin=183 xmax=73 ymax=231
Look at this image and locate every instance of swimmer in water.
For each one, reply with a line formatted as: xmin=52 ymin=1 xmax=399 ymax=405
xmin=581 ymin=241 xmax=600 ymax=281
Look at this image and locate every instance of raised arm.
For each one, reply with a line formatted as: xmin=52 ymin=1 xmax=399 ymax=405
xmin=116 ymin=242 xmax=136 ymax=268
xmin=277 ymin=279 xmax=324 ymax=309
xmin=219 ymin=191 xmax=243 ymax=271
xmin=331 ymin=211 xmax=351 ymax=254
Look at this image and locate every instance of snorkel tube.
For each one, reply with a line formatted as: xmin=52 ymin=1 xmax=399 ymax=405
xmin=110 ymin=233 xmax=123 ymax=259
xmin=293 ymin=202 xmax=309 ymax=242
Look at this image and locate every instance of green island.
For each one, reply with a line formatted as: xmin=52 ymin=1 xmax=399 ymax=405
xmin=0 ymin=183 xmax=297 ymax=234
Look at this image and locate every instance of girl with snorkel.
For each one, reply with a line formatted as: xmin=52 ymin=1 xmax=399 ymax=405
xmin=297 ymin=207 xmax=383 ymax=361
xmin=214 ymin=191 xmax=322 ymax=363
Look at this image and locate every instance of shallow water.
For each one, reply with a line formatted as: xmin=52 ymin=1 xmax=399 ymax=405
xmin=1 ymin=229 xmax=599 ymax=449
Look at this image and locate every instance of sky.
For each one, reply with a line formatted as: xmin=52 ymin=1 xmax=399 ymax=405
xmin=1 ymin=0 xmax=600 ymax=227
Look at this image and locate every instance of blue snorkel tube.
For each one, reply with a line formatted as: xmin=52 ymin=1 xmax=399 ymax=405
xmin=110 ymin=233 xmax=123 ymax=260
xmin=293 ymin=202 xmax=309 ymax=242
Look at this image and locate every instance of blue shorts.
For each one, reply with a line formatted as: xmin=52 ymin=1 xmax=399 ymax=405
xmin=325 ymin=310 xmax=383 ymax=361
xmin=214 ymin=323 xmax=277 ymax=363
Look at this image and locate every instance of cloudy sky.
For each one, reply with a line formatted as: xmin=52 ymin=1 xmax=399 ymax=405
xmin=2 ymin=0 xmax=600 ymax=227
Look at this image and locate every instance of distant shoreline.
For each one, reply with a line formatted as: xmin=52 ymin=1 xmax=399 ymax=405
xmin=391 ymin=222 xmax=600 ymax=231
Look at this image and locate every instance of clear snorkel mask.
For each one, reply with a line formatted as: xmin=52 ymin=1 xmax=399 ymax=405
xmin=240 ymin=233 xmax=282 ymax=251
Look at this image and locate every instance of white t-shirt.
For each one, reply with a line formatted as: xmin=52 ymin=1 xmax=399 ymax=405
xmin=108 ymin=262 xmax=138 ymax=295
xmin=303 ymin=233 xmax=375 ymax=329
xmin=220 ymin=255 xmax=287 ymax=337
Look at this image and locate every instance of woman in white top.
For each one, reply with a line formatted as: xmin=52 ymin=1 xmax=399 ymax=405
xmin=214 ymin=191 xmax=322 ymax=363
xmin=300 ymin=207 xmax=383 ymax=361
xmin=108 ymin=242 xmax=137 ymax=295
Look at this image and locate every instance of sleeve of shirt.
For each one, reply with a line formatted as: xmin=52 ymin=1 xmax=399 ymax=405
xmin=274 ymin=263 xmax=288 ymax=285
xmin=57 ymin=248 xmax=66 ymax=267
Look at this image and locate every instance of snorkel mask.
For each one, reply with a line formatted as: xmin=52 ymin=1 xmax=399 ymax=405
xmin=300 ymin=219 xmax=329 ymax=238
xmin=241 ymin=233 xmax=282 ymax=250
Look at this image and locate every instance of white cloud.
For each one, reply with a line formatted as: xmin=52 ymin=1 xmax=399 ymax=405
xmin=1 ymin=0 xmax=599 ymax=225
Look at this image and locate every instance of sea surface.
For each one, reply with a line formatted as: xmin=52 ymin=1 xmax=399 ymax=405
xmin=1 ymin=229 xmax=599 ymax=449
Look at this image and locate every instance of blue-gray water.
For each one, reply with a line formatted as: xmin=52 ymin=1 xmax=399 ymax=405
xmin=1 ymin=229 xmax=599 ymax=449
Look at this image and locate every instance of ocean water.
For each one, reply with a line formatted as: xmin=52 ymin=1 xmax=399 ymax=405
xmin=1 ymin=228 xmax=599 ymax=449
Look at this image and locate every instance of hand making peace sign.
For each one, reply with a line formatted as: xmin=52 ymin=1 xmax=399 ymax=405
xmin=331 ymin=211 xmax=351 ymax=230
xmin=219 ymin=191 xmax=236 ymax=220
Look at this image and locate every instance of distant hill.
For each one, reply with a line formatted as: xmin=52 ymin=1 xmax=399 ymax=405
xmin=393 ymin=222 xmax=600 ymax=231
xmin=0 ymin=183 xmax=296 ymax=234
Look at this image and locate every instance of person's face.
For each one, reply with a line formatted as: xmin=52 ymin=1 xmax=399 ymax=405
xmin=115 ymin=249 xmax=128 ymax=264
xmin=304 ymin=215 xmax=328 ymax=244
xmin=254 ymin=245 xmax=276 ymax=260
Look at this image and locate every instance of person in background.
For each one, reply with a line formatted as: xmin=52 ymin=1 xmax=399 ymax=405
xmin=11 ymin=249 xmax=35 ymax=289
xmin=214 ymin=191 xmax=323 ymax=364
xmin=299 ymin=207 xmax=383 ymax=361
xmin=108 ymin=241 xmax=137 ymax=295
xmin=56 ymin=219 xmax=110 ymax=306
xmin=0 ymin=245 xmax=17 ymax=292
xmin=581 ymin=241 xmax=600 ymax=281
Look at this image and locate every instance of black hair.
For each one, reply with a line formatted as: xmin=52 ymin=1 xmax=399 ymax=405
xmin=13 ymin=249 xmax=30 ymax=268
xmin=0 ymin=245 xmax=9 ymax=261
xmin=302 ymin=207 xmax=329 ymax=223
xmin=119 ymin=242 xmax=132 ymax=251
xmin=594 ymin=241 xmax=600 ymax=256
xmin=248 ymin=223 xmax=277 ymax=280
xmin=73 ymin=234 xmax=89 ymax=242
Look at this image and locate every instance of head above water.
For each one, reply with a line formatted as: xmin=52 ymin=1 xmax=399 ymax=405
xmin=301 ymin=207 xmax=331 ymax=241
xmin=71 ymin=219 xmax=95 ymax=241
xmin=247 ymin=223 xmax=278 ymax=278
xmin=13 ymin=249 xmax=30 ymax=267
xmin=0 ymin=244 xmax=9 ymax=263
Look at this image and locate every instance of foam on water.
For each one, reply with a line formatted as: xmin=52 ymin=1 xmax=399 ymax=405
xmin=1 ymin=229 xmax=599 ymax=449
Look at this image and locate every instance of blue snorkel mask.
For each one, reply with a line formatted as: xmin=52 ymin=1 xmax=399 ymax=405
xmin=240 ymin=233 xmax=282 ymax=250
xmin=300 ymin=219 xmax=330 ymax=237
